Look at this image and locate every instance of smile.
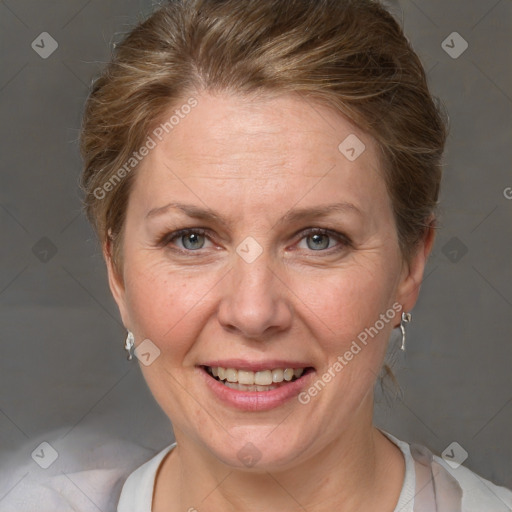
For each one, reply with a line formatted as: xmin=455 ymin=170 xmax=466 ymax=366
xmin=203 ymin=365 xmax=314 ymax=391
xmin=196 ymin=364 xmax=316 ymax=411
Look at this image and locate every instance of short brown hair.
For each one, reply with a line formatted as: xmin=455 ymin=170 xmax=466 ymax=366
xmin=80 ymin=0 xmax=447 ymax=386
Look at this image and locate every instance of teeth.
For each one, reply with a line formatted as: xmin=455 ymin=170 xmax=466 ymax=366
xmin=225 ymin=368 xmax=238 ymax=383
xmin=238 ymin=370 xmax=255 ymax=385
xmin=206 ymin=366 xmax=306 ymax=385
xmin=272 ymin=369 xmax=284 ymax=382
xmin=224 ymin=381 xmax=279 ymax=392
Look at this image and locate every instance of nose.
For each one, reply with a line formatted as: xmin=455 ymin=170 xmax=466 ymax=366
xmin=217 ymin=252 xmax=293 ymax=339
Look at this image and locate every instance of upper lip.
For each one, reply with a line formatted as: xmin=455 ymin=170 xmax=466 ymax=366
xmin=200 ymin=359 xmax=315 ymax=372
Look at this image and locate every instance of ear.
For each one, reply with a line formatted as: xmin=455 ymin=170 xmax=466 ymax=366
xmin=103 ymin=233 xmax=131 ymax=329
xmin=394 ymin=219 xmax=436 ymax=324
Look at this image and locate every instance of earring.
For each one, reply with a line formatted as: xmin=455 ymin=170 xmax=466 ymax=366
xmin=400 ymin=312 xmax=412 ymax=351
xmin=124 ymin=330 xmax=135 ymax=361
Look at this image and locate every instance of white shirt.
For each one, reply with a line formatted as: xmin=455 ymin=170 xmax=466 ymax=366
xmin=1 ymin=429 xmax=510 ymax=511
xmin=117 ymin=429 xmax=512 ymax=512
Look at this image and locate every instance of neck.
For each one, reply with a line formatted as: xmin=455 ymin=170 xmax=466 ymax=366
xmin=154 ymin=394 xmax=403 ymax=512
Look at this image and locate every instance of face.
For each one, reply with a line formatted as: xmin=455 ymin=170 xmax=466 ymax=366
xmin=106 ymin=91 xmax=431 ymax=469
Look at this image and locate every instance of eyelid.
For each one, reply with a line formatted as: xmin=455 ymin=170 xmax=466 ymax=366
xmin=159 ymin=227 xmax=215 ymax=250
xmin=293 ymin=227 xmax=350 ymax=251
xmin=159 ymin=227 xmax=351 ymax=253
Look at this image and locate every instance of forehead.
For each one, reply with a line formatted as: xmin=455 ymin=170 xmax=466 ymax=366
xmin=131 ymin=91 xmax=390 ymax=223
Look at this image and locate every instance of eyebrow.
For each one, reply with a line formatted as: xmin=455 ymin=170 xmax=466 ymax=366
xmin=145 ymin=201 xmax=363 ymax=227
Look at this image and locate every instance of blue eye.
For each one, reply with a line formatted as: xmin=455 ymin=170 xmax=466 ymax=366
xmin=159 ymin=227 xmax=349 ymax=255
xmin=164 ymin=229 xmax=212 ymax=251
xmin=298 ymin=228 xmax=348 ymax=252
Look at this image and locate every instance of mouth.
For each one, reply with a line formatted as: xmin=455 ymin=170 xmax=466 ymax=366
xmin=199 ymin=364 xmax=316 ymax=392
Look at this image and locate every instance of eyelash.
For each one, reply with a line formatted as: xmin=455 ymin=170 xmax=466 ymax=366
xmin=157 ymin=227 xmax=351 ymax=255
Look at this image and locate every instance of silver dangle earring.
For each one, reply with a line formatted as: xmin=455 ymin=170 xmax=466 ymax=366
xmin=124 ymin=330 xmax=135 ymax=360
xmin=400 ymin=312 xmax=412 ymax=351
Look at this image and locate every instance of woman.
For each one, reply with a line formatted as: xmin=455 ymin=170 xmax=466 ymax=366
xmin=79 ymin=0 xmax=512 ymax=511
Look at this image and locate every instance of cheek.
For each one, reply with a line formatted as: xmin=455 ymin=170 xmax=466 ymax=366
xmin=122 ymin=259 xmax=225 ymax=356
xmin=121 ymin=239 xmax=399 ymax=370
xmin=292 ymin=260 xmax=397 ymax=348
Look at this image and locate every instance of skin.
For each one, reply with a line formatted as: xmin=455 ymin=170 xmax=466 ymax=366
xmin=105 ymin=90 xmax=435 ymax=511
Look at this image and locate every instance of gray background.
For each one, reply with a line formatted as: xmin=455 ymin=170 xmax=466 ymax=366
xmin=0 ymin=0 xmax=511 ymax=504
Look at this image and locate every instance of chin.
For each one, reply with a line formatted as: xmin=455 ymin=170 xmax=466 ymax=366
xmin=205 ymin=428 xmax=308 ymax=471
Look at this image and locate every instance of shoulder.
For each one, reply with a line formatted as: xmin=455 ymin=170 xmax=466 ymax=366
xmin=432 ymin=454 xmax=512 ymax=512
xmin=0 ymin=431 xmax=158 ymax=512
xmin=379 ymin=428 xmax=512 ymax=512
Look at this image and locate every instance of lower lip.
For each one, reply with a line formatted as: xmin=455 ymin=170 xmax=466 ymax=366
xmin=196 ymin=366 xmax=316 ymax=412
